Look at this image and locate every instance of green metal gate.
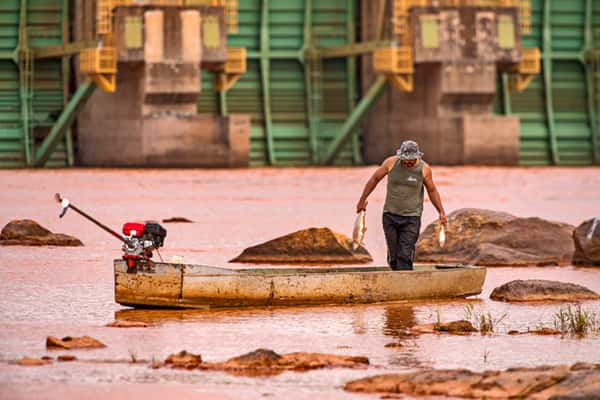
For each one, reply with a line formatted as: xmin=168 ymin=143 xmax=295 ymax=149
xmin=496 ymin=0 xmax=600 ymax=165
xmin=198 ymin=0 xmax=361 ymax=166
xmin=0 ymin=0 xmax=71 ymax=168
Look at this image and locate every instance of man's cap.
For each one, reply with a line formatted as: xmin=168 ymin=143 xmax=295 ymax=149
xmin=396 ymin=140 xmax=424 ymax=160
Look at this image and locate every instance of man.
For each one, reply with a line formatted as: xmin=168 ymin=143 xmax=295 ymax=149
xmin=356 ymin=140 xmax=447 ymax=270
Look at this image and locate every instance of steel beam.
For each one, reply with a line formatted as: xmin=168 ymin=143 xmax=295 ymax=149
xmin=18 ymin=0 xmax=31 ymax=166
xmin=347 ymin=0 xmax=362 ymax=164
xmin=542 ymin=0 xmax=559 ymax=165
xmin=32 ymin=40 xmax=97 ymax=59
xmin=583 ymin=0 xmax=599 ymax=164
xmin=62 ymin=0 xmax=74 ymax=166
xmin=247 ymin=50 xmax=300 ymax=60
xmin=323 ymin=76 xmax=387 ymax=165
xmin=34 ymin=81 xmax=96 ymax=167
xmin=316 ymin=41 xmax=390 ymax=59
xmin=303 ymin=0 xmax=319 ymax=164
xmin=501 ymin=73 xmax=512 ymax=115
xmin=0 ymin=51 xmax=15 ymax=61
xmin=260 ymin=0 xmax=276 ymax=165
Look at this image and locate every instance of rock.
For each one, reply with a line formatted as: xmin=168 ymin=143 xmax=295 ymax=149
xmin=384 ymin=342 xmax=404 ymax=348
xmin=490 ymin=280 xmax=600 ymax=302
xmin=344 ymin=364 xmax=600 ymax=398
xmin=198 ymin=348 xmax=369 ymax=376
xmin=573 ymin=218 xmax=600 ymax=266
xmin=46 ymin=335 xmax=106 ymax=349
xmin=507 ymin=328 xmax=562 ymax=336
xmin=530 ymin=327 xmax=561 ymax=335
xmin=106 ymin=320 xmax=148 ymax=328
xmin=162 ymin=348 xmax=369 ymax=375
xmin=411 ymin=320 xmax=477 ymax=335
xmin=415 ymin=209 xmax=574 ymax=266
xmin=230 ymin=227 xmax=373 ymax=264
xmin=222 ymin=348 xmax=282 ymax=369
xmin=0 ymin=219 xmax=83 ymax=247
xmin=57 ymin=355 xmax=77 ymax=362
xmin=162 ymin=217 xmax=193 ymax=223
xmin=277 ymin=352 xmax=369 ymax=371
xmin=165 ymin=350 xmax=202 ymax=369
xmin=17 ymin=357 xmax=52 ymax=366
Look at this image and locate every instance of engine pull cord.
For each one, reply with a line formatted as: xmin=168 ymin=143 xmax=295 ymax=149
xmin=156 ymin=247 xmax=164 ymax=263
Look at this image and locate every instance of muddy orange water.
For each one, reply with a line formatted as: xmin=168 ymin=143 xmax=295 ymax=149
xmin=1 ymin=167 xmax=599 ymax=400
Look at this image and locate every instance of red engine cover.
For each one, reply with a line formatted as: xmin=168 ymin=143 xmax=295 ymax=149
xmin=122 ymin=222 xmax=145 ymax=237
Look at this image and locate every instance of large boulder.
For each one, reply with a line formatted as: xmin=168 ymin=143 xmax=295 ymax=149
xmin=46 ymin=335 xmax=106 ymax=349
xmin=0 ymin=219 xmax=83 ymax=246
xmin=230 ymin=227 xmax=372 ymax=264
xmin=573 ymin=218 xmax=600 ymax=266
xmin=345 ymin=364 xmax=600 ymax=398
xmin=415 ymin=209 xmax=574 ymax=266
xmin=490 ymin=280 xmax=600 ymax=302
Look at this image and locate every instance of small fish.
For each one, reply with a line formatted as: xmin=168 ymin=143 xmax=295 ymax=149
xmin=587 ymin=217 xmax=599 ymax=241
xmin=439 ymin=224 xmax=446 ymax=248
xmin=352 ymin=210 xmax=367 ymax=250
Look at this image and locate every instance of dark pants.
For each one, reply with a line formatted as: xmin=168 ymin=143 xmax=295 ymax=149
xmin=382 ymin=212 xmax=421 ymax=270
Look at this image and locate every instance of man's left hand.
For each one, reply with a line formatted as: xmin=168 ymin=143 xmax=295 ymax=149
xmin=439 ymin=213 xmax=447 ymax=226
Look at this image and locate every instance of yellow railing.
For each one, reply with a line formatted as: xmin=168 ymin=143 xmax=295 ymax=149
xmin=224 ymin=47 xmax=246 ymax=74
xmin=373 ymin=47 xmax=414 ymax=75
xmin=373 ymin=47 xmax=414 ymax=91
xmin=80 ymin=47 xmax=117 ymax=74
xmin=510 ymin=47 xmax=540 ymax=91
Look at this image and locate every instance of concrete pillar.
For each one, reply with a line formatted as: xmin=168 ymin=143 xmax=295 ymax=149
xmin=181 ymin=10 xmax=202 ymax=63
xmin=144 ymin=10 xmax=164 ymax=63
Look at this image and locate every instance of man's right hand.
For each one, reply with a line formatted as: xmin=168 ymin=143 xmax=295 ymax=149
xmin=356 ymin=199 xmax=367 ymax=214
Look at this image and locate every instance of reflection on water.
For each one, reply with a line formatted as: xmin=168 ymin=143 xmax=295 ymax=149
xmin=1 ymin=167 xmax=600 ymax=399
xmin=382 ymin=304 xmax=416 ymax=339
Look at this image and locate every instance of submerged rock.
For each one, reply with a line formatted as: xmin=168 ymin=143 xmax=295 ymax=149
xmin=162 ymin=217 xmax=193 ymax=223
xmin=573 ymin=218 xmax=600 ymax=266
xmin=106 ymin=320 xmax=148 ymax=328
xmin=164 ymin=351 xmax=202 ymax=369
xmin=57 ymin=355 xmax=77 ymax=362
xmin=415 ymin=208 xmax=574 ymax=266
xmin=46 ymin=335 xmax=106 ymax=349
xmin=163 ymin=348 xmax=369 ymax=376
xmin=0 ymin=219 xmax=83 ymax=247
xmin=230 ymin=227 xmax=372 ymax=264
xmin=17 ymin=357 xmax=52 ymax=366
xmin=490 ymin=280 xmax=600 ymax=302
xmin=345 ymin=364 xmax=600 ymax=398
xmin=411 ymin=320 xmax=477 ymax=335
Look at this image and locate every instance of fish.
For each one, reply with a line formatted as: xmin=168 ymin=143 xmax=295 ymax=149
xmin=352 ymin=210 xmax=367 ymax=250
xmin=439 ymin=224 xmax=446 ymax=248
xmin=587 ymin=217 xmax=599 ymax=241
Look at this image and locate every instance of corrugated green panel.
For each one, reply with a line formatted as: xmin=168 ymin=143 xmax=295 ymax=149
xmin=0 ymin=0 xmax=68 ymax=167
xmin=198 ymin=0 xmax=355 ymax=166
xmin=497 ymin=0 xmax=599 ymax=165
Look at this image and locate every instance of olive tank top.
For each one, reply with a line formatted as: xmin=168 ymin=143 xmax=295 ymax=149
xmin=383 ymin=158 xmax=424 ymax=216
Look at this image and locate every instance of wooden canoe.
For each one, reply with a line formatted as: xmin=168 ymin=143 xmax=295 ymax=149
xmin=114 ymin=260 xmax=486 ymax=309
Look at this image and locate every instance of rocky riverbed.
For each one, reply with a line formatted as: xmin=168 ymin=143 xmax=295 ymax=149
xmin=1 ymin=167 xmax=599 ymax=400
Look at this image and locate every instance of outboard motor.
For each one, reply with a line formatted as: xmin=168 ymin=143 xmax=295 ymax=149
xmin=121 ymin=222 xmax=167 ymax=269
xmin=55 ymin=193 xmax=167 ymax=272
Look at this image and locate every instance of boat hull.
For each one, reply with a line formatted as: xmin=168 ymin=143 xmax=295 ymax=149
xmin=114 ymin=261 xmax=486 ymax=308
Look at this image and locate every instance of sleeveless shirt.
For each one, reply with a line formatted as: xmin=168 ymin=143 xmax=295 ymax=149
xmin=383 ymin=158 xmax=425 ymax=216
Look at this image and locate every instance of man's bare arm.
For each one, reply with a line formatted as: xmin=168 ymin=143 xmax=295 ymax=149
xmin=423 ymin=164 xmax=447 ymax=225
xmin=356 ymin=157 xmax=394 ymax=213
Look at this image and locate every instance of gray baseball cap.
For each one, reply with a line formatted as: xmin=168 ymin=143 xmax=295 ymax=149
xmin=396 ymin=140 xmax=424 ymax=160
